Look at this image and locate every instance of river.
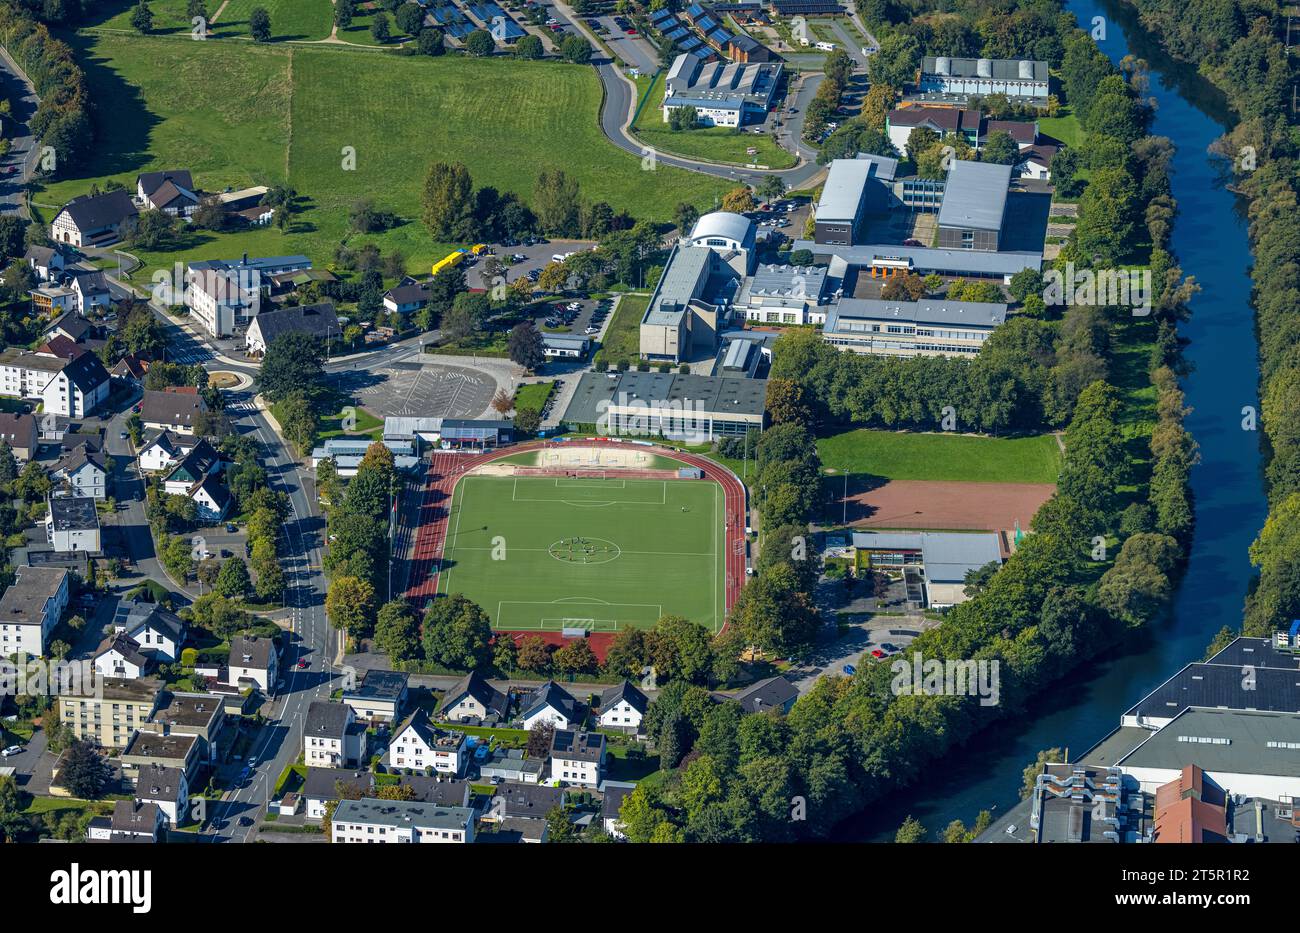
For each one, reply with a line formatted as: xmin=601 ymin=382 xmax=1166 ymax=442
xmin=842 ymin=0 xmax=1266 ymax=840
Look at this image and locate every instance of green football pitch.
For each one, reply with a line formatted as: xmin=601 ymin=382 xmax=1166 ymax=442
xmin=437 ymin=475 xmax=727 ymax=633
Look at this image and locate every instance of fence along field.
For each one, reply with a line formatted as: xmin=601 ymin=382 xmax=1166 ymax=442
xmin=438 ymin=474 xmax=727 ymax=633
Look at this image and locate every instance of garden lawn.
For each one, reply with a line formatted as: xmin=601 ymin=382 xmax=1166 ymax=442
xmin=36 ymin=35 xmax=728 ymax=282
xmin=817 ymin=428 xmax=1063 ymax=484
xmin=513 ymin=381 xmax=553 ymax=412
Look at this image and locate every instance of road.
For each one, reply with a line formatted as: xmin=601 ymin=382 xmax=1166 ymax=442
xmin=548 ymin=0 xmax=830 ymax=191
xmin=0 ymin=44 xmax=40 ymax=215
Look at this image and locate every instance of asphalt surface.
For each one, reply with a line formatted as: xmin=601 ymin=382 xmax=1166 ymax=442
xmin=0 ymin=45 xmax=39 ymax=214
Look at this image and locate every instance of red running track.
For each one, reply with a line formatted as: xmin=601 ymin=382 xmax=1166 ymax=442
xmin=402 ymin=439 xmax=748 ymax=659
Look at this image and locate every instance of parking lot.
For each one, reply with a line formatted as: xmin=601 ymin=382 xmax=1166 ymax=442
xmin=532 ymin=295 xmax=611 ymax=339
xmin=335 ymin=361 xmax=498 ymax=419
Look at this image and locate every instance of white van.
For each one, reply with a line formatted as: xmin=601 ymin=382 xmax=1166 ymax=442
xmin=815 ymin=41 xmax=835 ymax=52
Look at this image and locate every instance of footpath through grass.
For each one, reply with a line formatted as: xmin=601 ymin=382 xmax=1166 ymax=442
xmin=817 ymin=429 xmax=1063 ymax=484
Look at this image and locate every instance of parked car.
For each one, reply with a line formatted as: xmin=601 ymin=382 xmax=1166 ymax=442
xmin=1 ymin=745 xmax=22 ymax=758
xmin=238 ymin=816 xmax=254 ymax=827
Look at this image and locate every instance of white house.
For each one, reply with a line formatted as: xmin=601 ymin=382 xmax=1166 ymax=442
xmin=244 ymin=301 xmax=338 ymax=357
xmin=136 ymin=169 xmax=199 ymax=218
xmin=0 ymin=566 xmax=69 ymax=657
xmin=53 ymin=445 xmax=107 ymax=499
xmin=601 ymin=783 xmax=634 ymax=839
xmin=187 ymin=474 xmax=231 ymax=523
xmin=50 ymin=191 xmax=138 ymax=248
xmin=520 ymin=680 xmax=579 ymax=731
xmin=45 ymin=495 xmax=101 ymax=554
xmin=134 ymin=763 xmax=190 ymax=827
xmin=549 ymin=729 xmax=606 ymax=788
xmin=93 ymin=632 xmax=150 ymax=680
xmin=389 ymin=709 xmax=467 ymax=775
xmin=104 ymin=799 xmax=163 ymax=842
xmin=115 ymin=602 xmax=187 ymax=664
xmin=331 ymin=798 xmax=476 ymax=844
xmin=139 ymin=431 xmax=197 ymax=473
xmin=597 ymin=680 xmax=648 ymax=733
xmin=0 ymin=348 xmax=110 ymax=418
xmin=437 ymin=670 xmax=508 ymax=722
xmin=227 ymin=634 xmax=278 ymax=693
xmin=24 ymin=245 xmax=67 ymax=282
xmin=139 ymin=388 xmax=207 ymax=436
xmin=303 ymin=700 xmax=365 ymax=768
xmin=68 ymin=271 xmax=112 ymax=315
xmin=162 ymin=439 xmax=221 ymax=495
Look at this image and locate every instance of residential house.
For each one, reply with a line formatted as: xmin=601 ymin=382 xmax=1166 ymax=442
xmin=303 ymin=700 xmax=365 ymax=768
xmin=244 ymin=301 xmax=339 ymax=356
xmin=28 ymin=284 xmax=76 ymax=315
xmin=141 ymin=692 xmax=225 ymax=763
xmin=382 ymin=280 xmax=430 ymax=317
xmin=134 ymin=762 xmax=190 ymax=827
xmin=139 ymin=387 xmax=207 ymax=435
xmin=110 ymin=354 xmax=151 ymax=384
xmin=0 ymin=565 xmax=70 ymax=656
xmin=301 ymin=767 xmax=370 ymax=821
xmin=0 ymin=412 xmax=37 ymax=461
xmin=105 ymin=799 xmax=164 ymax=842
xmin=331 ymin=798 xmax=477 ymax=844
xmin=488 ymin=782 xmax=565 ymax=822
xmin=438 ymin=669 xmax=509 ymax=723
xmin=162 ymin=438 xmax=221 ymax=494
xmin=50 ymin=190 xmax=138 ymax=248
xmin=112 ymin=600 xmax=187 ymax=663
xmin=520 ymin=680 xmax=579 ymax=731
xmin=340 ymin=669 xmax=409 ymax=723
xmin=138 ymin=430 xmax=197 ymax=473
xmin=59 ymin=677 xmax=162 ymax=749
xmin=725 ymin=674 xmax=799 ymax=714
xmin=45 ymin=310 xmax=98 ymax=345
xmin=45 ymin=494 xmax=101 ymax=554
xmin=93 ymin=632 xmax=150 ymax=680
xmin=226 ymin=634 xmax=278 ymax=693
xmin=53 ymin=444 xmax=107 ymax=499
xmin=136 ymin=170 xmax=199 ymax=218
xmin=187 ymin=473 xmax=231 ymax=522
xmin=601 ymin=782 xmax=635 ymax=839
xmin=549 ymin=729 xmax=606 ymax=788
xmin=1017 ymin=142 xmax=1060 ymax=181
xmin=389 ymin=709 xmax=467 ymax=775
xmin=186 ymin=255 xmax=311 ymax=338
xmin=0 ymin=348 xmax=110 ymax=417
xmin=24 ymin=245 xmax=67 ymax=282
xmin=68 ymin=270 xmax=113 ymax=315
xmin=597 ymin=680 xmax=648 ymax=733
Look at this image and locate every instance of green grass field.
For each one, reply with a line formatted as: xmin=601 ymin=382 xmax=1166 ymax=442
xmin=630 ymin=72 xmax=796 ymax=170
xmin=596 ymin=293 xmax=648 ymax=366
xmin=817 ymin=429 xmax=1063 ymax=484
xmin=439 ymin=475 xmax=726 ymax=632
xmin=36 ymin=34 xmax=729 ymax=281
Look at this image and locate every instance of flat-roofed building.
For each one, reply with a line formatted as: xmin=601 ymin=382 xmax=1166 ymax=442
xmin=341 ymin=669 xmax=409 ymax=723
xmin=936 ymin=160 xmax=1012 ymax=251
xmin=59 ymin=677 xmax=163 ymax=749
xmin=45 ymin=494 xmax=101 ymax=554
xmin=813 ymin=157 xmax=898 ymax=246
xmin=561 ymin=370 xmax=766 ymax=441
xmin=917 ymin=56 xmax=1049 ymax=104
xmin=1117 ymin=707 xmax=1300 ymax=800
xmin=851 ymin=531 xmax=1002 ymax=607
xmin=822 ymin=296 xmax=1007 ymax=357
xmin=736 ymin=262 xmax=831 ymax=325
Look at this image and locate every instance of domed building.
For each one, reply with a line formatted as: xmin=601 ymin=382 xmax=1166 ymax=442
xmin=683 ymin=211 xmax=756 ymax=276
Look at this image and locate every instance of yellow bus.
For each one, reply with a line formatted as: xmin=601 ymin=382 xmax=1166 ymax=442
xmin=470 ymin=243 xmax=490 ymax=255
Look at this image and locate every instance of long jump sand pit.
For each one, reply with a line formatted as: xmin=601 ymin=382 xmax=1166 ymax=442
xmin=844 ymin=479 xmax=1056 ymax=533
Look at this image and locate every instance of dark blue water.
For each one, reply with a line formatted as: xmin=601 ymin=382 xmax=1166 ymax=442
xmin=845 ymin=0 xmax=1265 ymax=839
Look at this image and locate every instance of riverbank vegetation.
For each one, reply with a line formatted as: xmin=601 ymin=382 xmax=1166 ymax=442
xmin=1121 ymin=1 xmax=1300 ymax=636
xmin=618 ymin=0 xmax=1198 ymax=842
